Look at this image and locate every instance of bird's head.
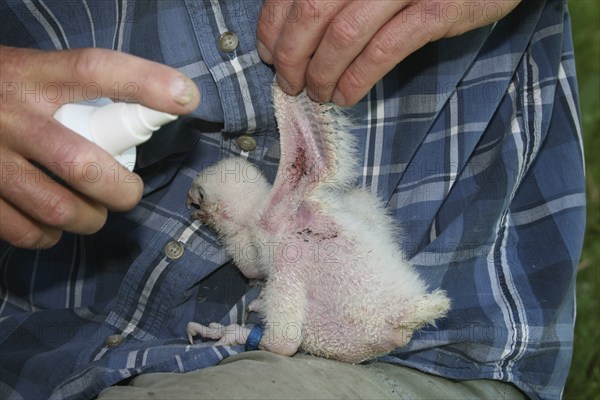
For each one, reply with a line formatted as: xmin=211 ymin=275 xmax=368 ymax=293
xmin=187 ymin=157 xmax=271 ymax=233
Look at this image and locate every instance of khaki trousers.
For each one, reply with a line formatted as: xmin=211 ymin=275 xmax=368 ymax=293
xmin=98 ymin=351 xmax=526 ymax=399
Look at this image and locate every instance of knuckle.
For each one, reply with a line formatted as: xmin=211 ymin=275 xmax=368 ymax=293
xmin=364 ymin=39 xmax=396 ymax=66
xmin=71 ymin=48 xmax=105 ymax=83
xmin=329 ymin=18 xmax=361 ymax=50
xmin=340 ymin=67 xmax=366 ymax=93
xmin=295 ymin=0 xmax=318 ymax=22
xmin=42 ymin=192 xmax=76 ymax=228
xmin=336 ymin=62 xmax=375 ymax=105
xmin=274 ymin=47 xmax=299 ymax=71
xmin=58 ymin=142 xmax=96 ymax=180
xmin=10 ymin=230 xmax=42 ymax=249
xmin=11 ymin=227 xmax=60 ymax=249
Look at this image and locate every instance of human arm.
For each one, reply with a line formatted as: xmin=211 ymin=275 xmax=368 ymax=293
xmin=0 ymin=46 xmax=200 ymax=249
xmin=257 ymin=0 xmax=521 ymax=105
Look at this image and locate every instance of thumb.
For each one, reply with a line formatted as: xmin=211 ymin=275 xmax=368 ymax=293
xmin=4 ymin=46 xmax=200 ymax=114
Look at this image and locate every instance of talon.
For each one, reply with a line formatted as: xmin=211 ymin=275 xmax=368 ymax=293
xmin=187 ymin=321 xmax=204 ymax=341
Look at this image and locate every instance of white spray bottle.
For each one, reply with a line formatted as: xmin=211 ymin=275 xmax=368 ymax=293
xmin=53 ymin=98 xmax=177 ymax=171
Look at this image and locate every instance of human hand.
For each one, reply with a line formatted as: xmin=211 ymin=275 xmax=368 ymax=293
xmin=0 ymin=46 xmax=200 ymax=249
xmin=257 ymin=0 xmax=521 ymax=106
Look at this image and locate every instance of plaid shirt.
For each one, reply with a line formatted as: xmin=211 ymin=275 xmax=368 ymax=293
xmin=0 ymin=1 xmax=585 ymax=399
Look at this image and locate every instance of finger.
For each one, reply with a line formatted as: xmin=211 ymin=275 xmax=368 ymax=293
xmin=304 ymin=0 xmax=407 ymax=102
xmin=67 ymin=48 xmax=201 ymax=113
xmin=443 ymin=1 xmax=522 ymax=37
xmin=0 ymin=198 xmax=62 ymax=249
xmin=333 ymin=0 xmax=522 ymax=106
xmin=333 ymin=3 xmax=451 ymax=106
xmin=257 ymin=0 xmax=294 ymax=65
xmin=264 ymin=0 xmax=352 ymax=95
xmin=2 ymin=110 xmax=141 ymax=212
xmin=1 ymin=46 xmax=200 ymax=114
xmin=0 ymin=148 xmax=108 ymax=235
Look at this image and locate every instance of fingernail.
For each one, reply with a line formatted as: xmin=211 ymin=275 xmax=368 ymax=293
xmin=276 ymin=74 xmax=297 ymax=95
xmin=257 ymin=40 xmax=272 ymax=64
xmin=170 ymin=75 xmax=195 ymax=106
xmin=306 ymin=86 xmax=317 ymax=102
xmin=332 ymin=89 xmax=345 ymax=106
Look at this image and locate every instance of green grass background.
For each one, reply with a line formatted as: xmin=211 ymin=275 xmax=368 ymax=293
xmin=565 ymin=1 xmax=599 ymax=399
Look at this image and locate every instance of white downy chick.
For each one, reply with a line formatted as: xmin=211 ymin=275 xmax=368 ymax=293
xmin=186 ymin=84 xmax=450 ymax=363
xmin=187 ymin=158 xmax=271 ymax=279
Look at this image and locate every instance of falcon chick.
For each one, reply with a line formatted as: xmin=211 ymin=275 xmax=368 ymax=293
xmin=186 ymin=84 xmax=450 ymax=363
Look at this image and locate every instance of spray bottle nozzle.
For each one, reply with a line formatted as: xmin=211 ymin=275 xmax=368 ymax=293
xmin=53 ymin=99 xmax=178 ymax=171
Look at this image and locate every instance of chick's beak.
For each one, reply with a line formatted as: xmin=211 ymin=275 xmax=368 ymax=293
xmin=186 ymin=188 xmax=202 ymax=210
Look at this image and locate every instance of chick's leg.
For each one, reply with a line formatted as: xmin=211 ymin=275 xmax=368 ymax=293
xmin=257 ymin=275 xmax=306 ymax=357
xmin=187 ymin=322 xmax=252 ymax=346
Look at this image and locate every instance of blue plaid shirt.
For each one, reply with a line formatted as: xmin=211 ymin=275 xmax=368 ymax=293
xmin=0 ymin=1 xmax=585 ymax=399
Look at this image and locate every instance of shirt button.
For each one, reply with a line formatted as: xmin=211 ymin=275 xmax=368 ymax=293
xmin=236 ymin=135 xmax=257 ymax=151
xmin=164 ymin=240 xmax=184 ymax=260
xmin=218 ymin=31 xmax=238 ymax=52
xmin=106 ymin=334 xmax=124 ymax=347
